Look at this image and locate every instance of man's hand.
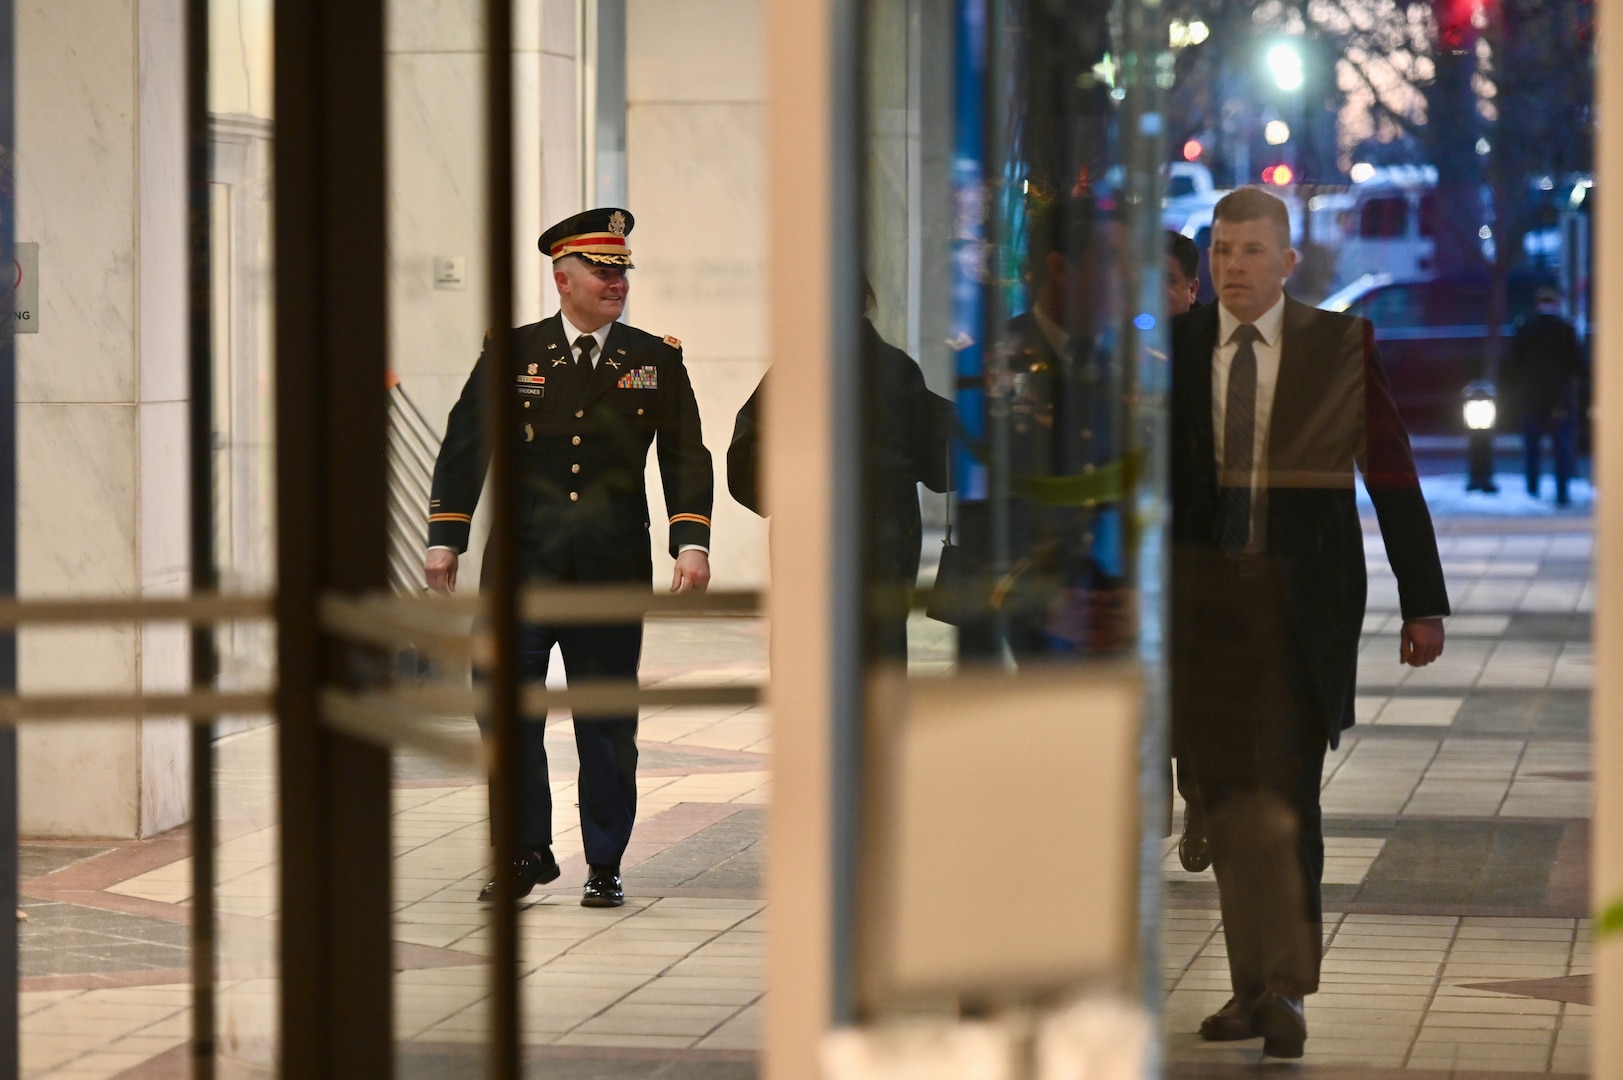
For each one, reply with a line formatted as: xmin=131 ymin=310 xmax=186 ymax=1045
xmin=426 ymin=548 xmax=459 ymax=594
xmin=670 ymin=549 xmax=711 ymax=594
xmin=1400 ymin=617 xmax=1445 ymax=667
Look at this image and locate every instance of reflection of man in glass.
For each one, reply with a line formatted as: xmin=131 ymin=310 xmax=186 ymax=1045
xmin=1170 ymin=188 xmax=1448 ymax=1059
xmin=962 ymin=194 xmax=1132 ymax=660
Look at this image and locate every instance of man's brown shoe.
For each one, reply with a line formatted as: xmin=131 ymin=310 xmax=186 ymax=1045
xmin=1252 ymin=992 xmax=1306 ymax=1059
xmin=1198 ymin=997 xmax=1259 ymax=1041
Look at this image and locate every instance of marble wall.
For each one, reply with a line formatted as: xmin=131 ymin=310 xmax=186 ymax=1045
xmin=388 ymin=0 xmax=581 ymax=590
xmin=15 ymin=0 xmax=193 ymax=837
xmin=626 ymin=0 xmax=769 ymax=588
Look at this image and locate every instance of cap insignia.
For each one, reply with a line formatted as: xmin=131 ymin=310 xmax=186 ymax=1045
xmin=608 ymin=211 xmax=627 ymax=236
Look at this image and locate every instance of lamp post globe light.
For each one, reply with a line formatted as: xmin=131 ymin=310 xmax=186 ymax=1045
xmin=1268 ymin=41 xmax=1304 ymax=92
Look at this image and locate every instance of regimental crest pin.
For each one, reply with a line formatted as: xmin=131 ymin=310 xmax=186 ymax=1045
xmin=608 ymin=210 xmax=627 ymax=236
xmin=527 ymin=363 xmax=538 ymax=375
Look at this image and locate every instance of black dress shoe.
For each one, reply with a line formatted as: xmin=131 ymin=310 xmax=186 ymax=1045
xmin=477 ymin=850 xmax=560 ymax=902
xmin=581 ymin=864 xmax=624 ymax=908
xmin=1252 ymin=992 xmax=1306 ymax=1059
xmin=1178 ymin=806 xmax=1212 ymax=873
xmin=1198 ymin=996 xmax=1259 ymax=1042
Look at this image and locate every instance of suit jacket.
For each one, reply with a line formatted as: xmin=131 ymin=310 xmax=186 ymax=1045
xmin=727 ymin=318 xmax=952 ymax=584
xmin=428 ymin=312 xmax=714 ymax=584
xmin=1506 ymin=312 xmax=1585 ymax=423
xmin=1169 ymin=296 xmax=1449 ymax=748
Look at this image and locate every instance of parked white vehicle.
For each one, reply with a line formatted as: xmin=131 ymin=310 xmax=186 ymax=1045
xmin=1333 ymin=165 xmax=1439 ymax=288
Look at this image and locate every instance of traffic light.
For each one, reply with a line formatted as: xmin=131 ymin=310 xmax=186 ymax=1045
xmin=1436 ymin=0 xmax=1478 ymax=50
xmin=1261 ymin=164 xmax=1294 ymax=186
xmin=1183 ymin=139 xmax=1203 ymax=162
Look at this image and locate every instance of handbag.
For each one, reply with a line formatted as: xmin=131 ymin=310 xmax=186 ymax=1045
xmin=924 ymin=437 xmax=970 ymax=624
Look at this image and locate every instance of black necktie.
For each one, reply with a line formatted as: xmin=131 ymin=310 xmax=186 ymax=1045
xmin=573 ymin=334 xmax=596 ymax=394
xmin=1220 ymin=323 xmax=1260 ymax=555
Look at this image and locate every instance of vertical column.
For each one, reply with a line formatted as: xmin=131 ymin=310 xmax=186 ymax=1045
xmin=624 ymin=0 xmax=770 ymax=588
xmin=0 ymin=0 xmax=17 ymax=1069
xmin=274 ymin=0 xmax=394 ymax=1074
xmin=1591 ymin=3 xmax=1623 ymax=1067
xmin=765 ymin=0 xmax=865 ymax=1072
xmin=184 ymin=0 xmax=217 ymax=1074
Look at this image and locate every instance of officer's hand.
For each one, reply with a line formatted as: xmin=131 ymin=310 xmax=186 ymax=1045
xmin=671 ymin=550 xmax=711 ymax=594
xmin=425 ymin=548 xmax=459 ymax=594
xmin=1400 ymin=617 xmax=1444 ymax=667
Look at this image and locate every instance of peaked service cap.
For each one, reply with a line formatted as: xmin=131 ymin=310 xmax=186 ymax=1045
xmin=539 ymin=207 xmax=635 ymax=268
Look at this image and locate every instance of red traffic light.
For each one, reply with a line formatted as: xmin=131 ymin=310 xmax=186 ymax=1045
xmin=1262 ymin=163 xmax=1294 ymax=186
xmin=1182 ymin=139 xmax=1203 ymax=162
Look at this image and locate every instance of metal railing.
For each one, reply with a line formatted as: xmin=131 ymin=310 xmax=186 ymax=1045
xmin=386 ymin=375 xmax=442 ymax=594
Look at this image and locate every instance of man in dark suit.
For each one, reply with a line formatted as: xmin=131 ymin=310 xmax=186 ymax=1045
xmin=727 ymin=293 xmax=953 ymax=659
xmin=1504 ymin=286 xmax=1585 ymax=504
xmin=425 ymin=207 xmax=714 ymax=908
xmin=1170 ymin=188 xmax=1448 ymax=1058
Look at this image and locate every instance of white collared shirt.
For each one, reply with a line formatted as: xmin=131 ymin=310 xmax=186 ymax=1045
xmin=562 ymin=315 xmax=614 ymax=368
xmin=1031 ymin=303 xmax=1071 ymax=359
xmin=1212 ymin=293 xmax=1286 ymax=552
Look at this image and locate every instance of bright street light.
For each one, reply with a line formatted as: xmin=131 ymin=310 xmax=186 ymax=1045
xmin=1349 ymin=162 xmax=1376 ymax=183
xmin=1264 ymin=120 xmax=1291 ymax=145
xmin=1268 ymin=42 xmax=1304 ymax=92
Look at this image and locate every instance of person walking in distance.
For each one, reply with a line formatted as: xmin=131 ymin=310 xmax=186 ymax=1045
xmin=425 ymin=208 xmax=714 ymax=908
xmin=1505 ymin=286 xmax=1585 ymax=505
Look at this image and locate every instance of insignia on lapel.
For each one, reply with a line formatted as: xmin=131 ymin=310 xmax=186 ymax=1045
xmin=662 ymin=334 xmax=682 ymax=349
xmin=608 ymin=210 xmax=627 ymax=236
xmin=617 ymin=366 xmax=659 ymax=390
xmin=551 ymin=356 xmax=569 ymax=367
xmin=605 ymin=358 xmax=621 ymax=371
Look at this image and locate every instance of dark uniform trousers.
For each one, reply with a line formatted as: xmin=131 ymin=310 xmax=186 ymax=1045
xmin=491 ymin=602 xmax=643 ymax=869
xmin=431 ymin=312 xmax=714 ymax=872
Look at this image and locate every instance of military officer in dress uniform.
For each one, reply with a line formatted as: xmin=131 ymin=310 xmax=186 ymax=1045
xmin=424 ymin=207 xmax=714 ymax=908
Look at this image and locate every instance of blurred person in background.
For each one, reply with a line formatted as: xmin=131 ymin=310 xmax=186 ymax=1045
xmin=1504 ymin=286 xmax=1585 ymax=505
xmin=728 ymin=279 xmax=954 ymax=659
xmin=1166 ymin=228 xmax=1201 ymax=317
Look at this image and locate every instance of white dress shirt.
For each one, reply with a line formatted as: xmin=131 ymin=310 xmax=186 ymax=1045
xmin=1212 ymin=294 xmax=1286 ymax=553
xmin=563 ymin=315 xmax=613 ymax=367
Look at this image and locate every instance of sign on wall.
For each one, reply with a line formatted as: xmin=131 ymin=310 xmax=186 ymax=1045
xmin=9 ymin=243 xmax=36 ymax=333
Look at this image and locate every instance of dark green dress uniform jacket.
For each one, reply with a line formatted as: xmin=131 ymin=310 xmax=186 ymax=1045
xmin=427 ymin=312 xmax=714 ymax=585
